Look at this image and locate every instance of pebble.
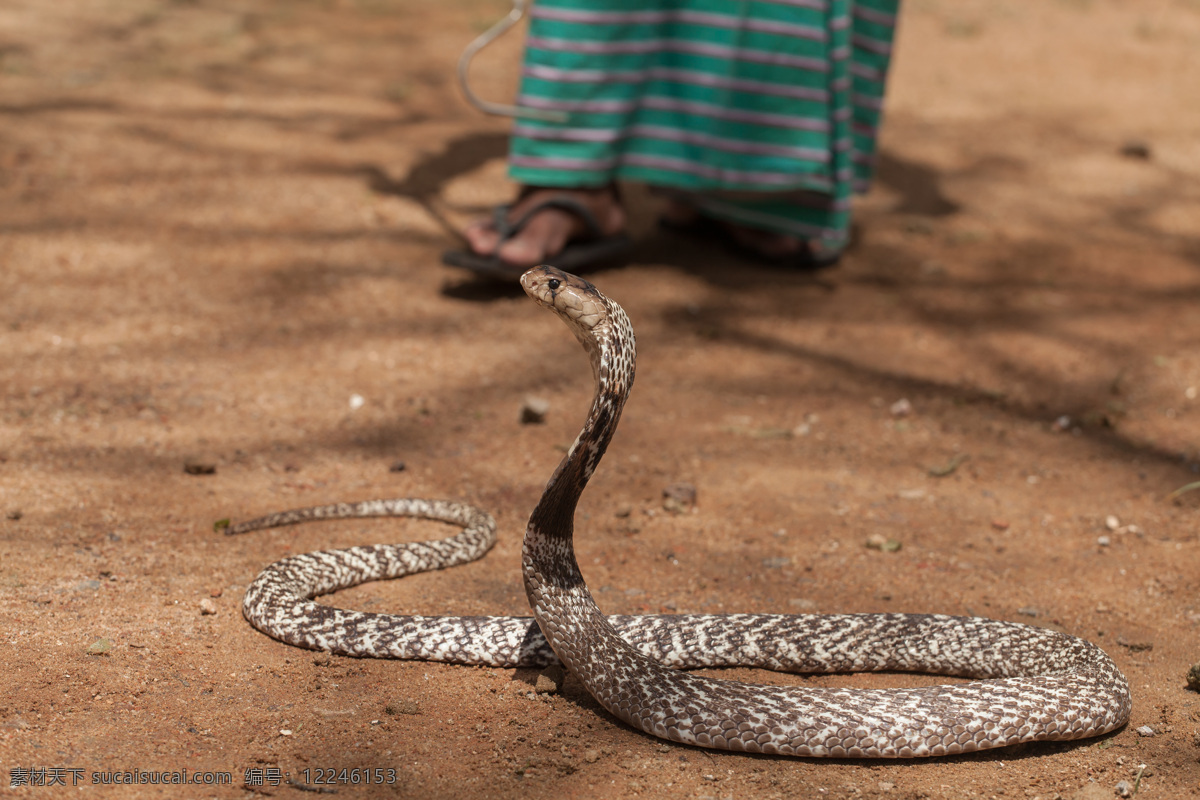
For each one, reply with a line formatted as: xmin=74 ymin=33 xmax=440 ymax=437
xmin=1097 ymin=536 xmax=1111 ymax=547
xmin=762 ymin=557 xmax=790 ymax=569
xmin=1017 ymin=607 xmax=1039 ymax=618
xmin=279 ymin=729 xmax=293 ymax=737
xmin=1187 ymin=662 xmax=1200 ymax=691
xmin=389 ymin=460 xmax=407 ymax=472
xmin=85 ymin=638 xmax=111 ymax=656
xmin=183 ymin=458 xmax=216 ymax=475
xmin=1115 ymin=781 xmax=1133 ymax=799
xmin=865 ymin=533 xmax=902 ymax=552
xmin=788 ymin=598 xmax=817 ymax=611
xmin=384 ymin=700 xmax=421 ymax=716
xmin=878 ymin=783 xmax=895 ymax=792
xmin=1135 ymin=725 xmax=1155 ymax=737
xmin=199 ymin=598 xmax=217 ymax=615
xmin=535 ymin=664 xmax=565 ymax=694
xmin=348 ymin=394 xmax=365 ymax=410
xmin=1117 ymin=633 xmax=1154 ymax=652
xmin=5 ymin=510 xmax=22 ymax=521
xmin=584 ymin=749 xmax=600 ymax=763
xmin=1118 ymin=140 xmax=1152 ymax=160
xmin=662 ymin=482 xmax=697 ymax=513
xmin=889 ymin=398 xmax=913 ymax=417
xmin=1053 ymin=415 xmax=1072 ymax=431
xmin=1067 ymin=784 xmax=1111 ymax=800
xmin=614 ymin=504 xmax=632 ymax=518
xmin=1105 ymin=515 xmax=1121 ymax=531
xmin=520 ymin=396 xmax=550 ymax=424
xmin=991 ymin=519 xmax=1010 ymax=530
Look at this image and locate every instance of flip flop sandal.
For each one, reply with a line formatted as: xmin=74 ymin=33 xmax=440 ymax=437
xmin=443 ymin=194 xmax=633 ymax=281
xmin=658 ymin=215 xmax=842 ymax=270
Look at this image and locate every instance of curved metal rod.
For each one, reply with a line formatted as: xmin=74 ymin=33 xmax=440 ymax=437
xmin=456 ymin=0 xmax=570 ymax=122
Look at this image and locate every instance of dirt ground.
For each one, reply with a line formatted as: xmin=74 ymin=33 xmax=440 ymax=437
xmin=2 ymin=0 xmax=1200 ymax=797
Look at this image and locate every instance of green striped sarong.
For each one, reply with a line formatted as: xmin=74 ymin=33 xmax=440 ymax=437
xmin=508 ymin=0 xmax=900 ymax=253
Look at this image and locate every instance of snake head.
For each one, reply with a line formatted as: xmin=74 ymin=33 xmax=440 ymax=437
xmin=521 ymin=266 xmax=608 ymax=333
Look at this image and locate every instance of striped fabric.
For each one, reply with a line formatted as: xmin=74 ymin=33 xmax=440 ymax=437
xmin=507 ymin=0 xmax=900 ymax=250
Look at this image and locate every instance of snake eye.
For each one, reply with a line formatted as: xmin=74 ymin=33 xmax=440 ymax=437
xmin=547 ymin=278 xmax=561 ymax=291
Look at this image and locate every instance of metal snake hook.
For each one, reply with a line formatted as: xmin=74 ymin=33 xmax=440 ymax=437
xmin=456 ymin=0 xmax=570 ymax=123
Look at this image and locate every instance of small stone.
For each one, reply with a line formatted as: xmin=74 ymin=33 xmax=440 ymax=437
xmin=991 ymin=519 xmax=1010 ymax=530
xmin=584 ymin=749 xmax=601 ymax=763
xmin=1067 ymin=784 xmax=1111 ymax=800
xmin=1117 ymin=632 xmax=1154 ymax=652
xmin=389 ymin=460 xmax=407 ymax=472
xmin=85 ymin=638 xmax=111 ymax=656
xmin=384 ymin=699 xmax=421 ymax=716
xmin=889 ymin=398 xmax=913 ymax=417
xmin=279 ymin=729 xmax=293 ymax=737
xmin=535 ymin=664 xmax=565 ymax=694
xmin=761 ymin=557 xmax=790 ymax=569
xmin=662 ymin=482 xmax=697 ymax=514
xmin=788 ymin=598 xmax=817 ymax=611
xmin=614 ymin=504 xmax=632 ymax=518
xmin=1135 ymin=725 xmax=1156 ymax=737
xmin=865 ymin=534 xmax=902 ymax=552
xmin=1119 ymin=140 xmax=1151 ymax=160
xmin=199 ymin=598 xmax=217 ymax=615
xmin=1017 ymin=607 xmax=1039 ymax=618
xmin=520 ymin=396 xmax=550 ymax=424
xmin=209 ymin=587 xmax=223 ymax=598
xmin=1115 ymin=781 xmax=1133 ymax=799
xmin=1053 ymin=415 xmax=1072 ymax=431
xmin=6 ymin=510 xmax=22 ymax=521
xmin=878 ymin=783 xmax=894 ymax=792
xmin=1097 ymin=535 xmax=1111 ymax=547
xmin=1186 ymin=662 xmax=1200 ymax=691
xmin=1105 ymin=515 xmax=1121 ymax=531
xmin=349 ymin=394 xmax=365 ymax=410
xmin=183 ymin=459 xmax=216 ymax=475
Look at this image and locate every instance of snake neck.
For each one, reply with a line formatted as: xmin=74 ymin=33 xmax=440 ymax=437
xmin=524 ymin=302 xmax=634 ymax=578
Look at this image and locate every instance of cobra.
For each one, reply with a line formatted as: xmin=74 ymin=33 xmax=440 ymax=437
xmin=229 ymin=265 xmax=1130 ymax=758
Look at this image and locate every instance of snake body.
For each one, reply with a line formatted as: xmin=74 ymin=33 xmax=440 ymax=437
xmin=231 ymin=266 xmax=1130 ymax=758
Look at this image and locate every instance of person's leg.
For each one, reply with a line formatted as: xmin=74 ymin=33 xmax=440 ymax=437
xmin=451 ymin=0 xmax=901 ymax=272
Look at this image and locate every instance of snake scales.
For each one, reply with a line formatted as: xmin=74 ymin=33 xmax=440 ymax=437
xmin=229 ymin=266 xmax=1131 ymax=758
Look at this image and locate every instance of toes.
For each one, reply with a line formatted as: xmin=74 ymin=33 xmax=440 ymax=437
xmin=464 ymin=219 xmax=501 ymax=256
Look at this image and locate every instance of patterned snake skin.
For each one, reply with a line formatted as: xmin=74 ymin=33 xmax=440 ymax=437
xmin=231 ymin=266 xmax=1131 ymax=758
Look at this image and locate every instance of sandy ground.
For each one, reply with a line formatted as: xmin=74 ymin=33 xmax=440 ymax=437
xmin=2 ymin=0 xmax=1200 ymax=797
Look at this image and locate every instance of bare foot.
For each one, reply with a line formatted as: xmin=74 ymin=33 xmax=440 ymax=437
xmin=464 ymin=186 xmax=626 ymax=270
xmin=663 ymin=199 xmax=806 ymax=260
